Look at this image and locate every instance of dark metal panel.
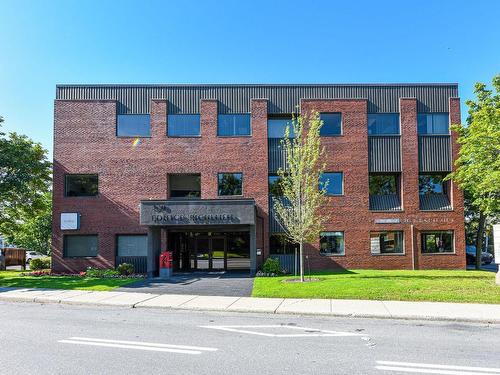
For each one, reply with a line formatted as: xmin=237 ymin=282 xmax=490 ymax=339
xmin=115 ymin=256 xmax=147 ymax=274
xmin=418 ymin=136 xmax=452 ymax=172
xmin=269 ymin=254 xmax=297 ymax=274
xmin=368 ymin=136 xmax=401 ymax=172
xmin=419 ymin=194 xmax=452 ymax=211
xmin=268 ymin=139 xmax=288 ymax=173
xmin=369 ymin=195 xmax=402 ymax=211
xmin=269 ymin=196 xmax=285 ymax=234
xmin=56 ymin=84 xmax=459 ymax=115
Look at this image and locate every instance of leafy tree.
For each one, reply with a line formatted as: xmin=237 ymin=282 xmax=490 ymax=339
xmin=446 ymin=74 xmax=500 ymax=269
xmin=0 ymin=116 xmax=52 ymax=247
xmin=273 ymin=111 xmax=327 ymax=282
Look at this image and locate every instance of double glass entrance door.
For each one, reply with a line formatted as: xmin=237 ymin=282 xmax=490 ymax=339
xmin=191 ymin=237 xmax=226 ymax=271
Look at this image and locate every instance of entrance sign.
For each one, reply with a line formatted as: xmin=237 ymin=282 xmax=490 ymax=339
xmin=140 ymin=199 xmax=256 ymax=226
xmin=374 ymin=218 xmax=400 ymax=224
xmin=61 ymin=213 xmax=80 ymax=230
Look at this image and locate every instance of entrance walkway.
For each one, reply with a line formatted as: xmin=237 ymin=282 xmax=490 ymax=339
xmin=117 ymin=272 xmax=254 ymax=297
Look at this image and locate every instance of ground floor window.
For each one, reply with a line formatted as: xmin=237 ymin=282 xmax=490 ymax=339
xmin=319 ymin=232 xmax=344 ymax=256
xmin=421 ymin=231 xmax=454 ymax=254
xmin=370 ymin=231 xmax=404 ymax=254
xmin=64 ymin=235 xmax=98 ymax=257
xmin=269 ymin=234 xmax=298 ymax=254
xmin=116 ymin=235 xmax=147 ymax=257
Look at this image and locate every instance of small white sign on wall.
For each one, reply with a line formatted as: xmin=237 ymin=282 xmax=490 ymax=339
xmin=493 ymin=224 xmax=500 ymax=264
xmin=61 ymin=213 xmax=80 ymax=230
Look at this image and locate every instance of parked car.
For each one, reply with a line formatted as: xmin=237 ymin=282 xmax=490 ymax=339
xmin=26 ymin=251 xmax=45 ymax=265
xmin=466 ymin=245 xmax=494 ymax=265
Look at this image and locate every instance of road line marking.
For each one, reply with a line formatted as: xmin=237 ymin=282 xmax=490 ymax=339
xmin=375 ymin=365 xmax=499 ymax=375
xmin=67 ymin=337 xmax=217 ymax=351
xmin=58 ymin=340 xmax=202 ymax=354
xmin=200 ymin=325 xmax=362 ymax=337
xmin=376 ymin=361 xmax=500 ymax=373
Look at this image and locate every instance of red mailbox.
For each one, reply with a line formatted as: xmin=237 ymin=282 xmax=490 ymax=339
xmin=160 ymin=251 xmax=173 ymax=269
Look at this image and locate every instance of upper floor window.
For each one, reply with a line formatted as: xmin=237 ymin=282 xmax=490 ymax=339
xmin=268 ymin=175 xmax=283 ymax=197
xmin=369 ymin=174 xmax=398 ymax=195
xmin=218 ymin=173 xmax=243 ymax=196
xmin=168 ymin=114 xmax=200 ymax=137
xmin=65 ymin=174 xmax=98 ymax=197
xmin=319 ymin=113 xmax=342 ymax=136
xmin=168 ymin=174 xmax=201 ymax=198
xmin=218 ymin=114 xmax=251 ymax=136
xmin=116 ymin=114 xmax=150 ymax=137
xmin=268 ymin=118 xmax=295 ymax=138
xmin=319 ymin=172 xmax=343 ymax=196
xmin=419 ymin=174 xmax=445 ymax=195
xmin=417 ymin=113 xmax=449 ymax=135
xmin=368 ymin=114 xmax=400 ymax=135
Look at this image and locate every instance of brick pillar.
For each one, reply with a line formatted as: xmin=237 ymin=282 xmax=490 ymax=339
xmin=200 ymin=99 xmax=219 ymax=199
xmin=151 ymin=99 xmax=167 ymax=139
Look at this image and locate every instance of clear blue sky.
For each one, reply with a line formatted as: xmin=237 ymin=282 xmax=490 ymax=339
xmin=1 ymin=0 xmax=499 ymax=159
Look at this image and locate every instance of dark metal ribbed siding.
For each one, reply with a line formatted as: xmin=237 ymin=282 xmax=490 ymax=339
xmin=419 ymin=194 xmax=452 ymax=211
xmin=269 ymin=196 xmax=285 ymax=233
xmin=368 ymin=136 xmax=401 ymax=172
xmin=268 ymin=139 xmax=288 ymax=173
xmin=56 ymin=84 xmax=458 ymax=115
xmin=418 ymin=136 xmax=452 ymax=172
xmin=369 ymin=195 xmax=402 ymax=211
xmin=115 ymin=256 xmax=147 ymax=274
xmin=269 ymin=254 xmax=297 ymax=274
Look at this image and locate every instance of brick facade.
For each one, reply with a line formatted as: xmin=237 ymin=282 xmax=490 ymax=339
xmin=52 ymin=87 xmax=465 ymax=273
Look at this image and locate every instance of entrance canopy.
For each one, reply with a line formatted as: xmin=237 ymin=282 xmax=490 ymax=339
xmin=140 ymin=199 xmax=256 ymax=227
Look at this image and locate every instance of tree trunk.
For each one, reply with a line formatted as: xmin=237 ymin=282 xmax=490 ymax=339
xmin=475 ymin=212 xmax=486 ymax=270
xmin=299 ymin=241 xmax=304 ymax=282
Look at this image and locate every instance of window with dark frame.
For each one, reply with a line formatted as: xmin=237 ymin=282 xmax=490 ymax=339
xmin=168 ymin=174 xmax=201 ymax=198
xmin=319 ymin=232 xmax=345 ymax=256
xmin=319 ymin=113 xmax=342 ymax=136
xmin=65 ymin=174 xmax=98 ymax=197
xmin=319 ymin=172 xmax=343 ymax=196
xmin=370 ymin=231 xmax=404 ymax=254
xmin=419 ymin=175 xmax=446 ymax=195
xmin=417 ymin=113 xmax=449 ymax=134
xmin=167 ymin=114 xmax=201 ymax=136
xmin=218 ymin=173 xmax=243 ymax=196
xmin=269 ymin=234 xmax=298 ymax=255
xmin=64 ymin=235 xmax=98 ymax=257
xmin=116 ymin=114 xmax=150 ymax=137
xmin=368 ymin=113 xmax=400 ymax=135
xmin=421 ymin=231 xmax=454 ymax=253
xmin=218 ymin=114 xmax=251 ymax=136
xmin=268 ymin=175 xmax=283 ymax=197
xmin=267 ymin=118 xmax=295 ymax=138
xmin=116 ymin=235 xmax=147 ymax=257
xmin=369 ymin=175 xmax=398 ymax=195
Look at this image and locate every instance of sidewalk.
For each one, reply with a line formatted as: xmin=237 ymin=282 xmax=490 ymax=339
xmin=1 ymin=287 xmax=499 ymax=323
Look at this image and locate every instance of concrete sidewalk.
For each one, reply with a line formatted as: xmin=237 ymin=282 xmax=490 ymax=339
xmin=1 ymin=287 xmax=499 ymax=323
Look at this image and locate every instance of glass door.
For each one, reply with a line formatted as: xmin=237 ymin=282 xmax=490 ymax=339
xmin=194 ymin=238 xmax=210 ymax=270
xmin=211 ymin=237 xmax=226 ymax=270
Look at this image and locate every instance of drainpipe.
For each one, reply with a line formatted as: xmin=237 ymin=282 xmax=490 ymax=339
xmin=411 ymin=224 xmax=416 ymax=270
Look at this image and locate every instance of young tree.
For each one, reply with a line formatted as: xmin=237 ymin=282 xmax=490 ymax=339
xmin=273 ymin=111 xmax=327 ymax=282
xmin=0 ymin=116 xmax=52 ymax=245
xmin=447 ymin=74 xmax=500 ymax=269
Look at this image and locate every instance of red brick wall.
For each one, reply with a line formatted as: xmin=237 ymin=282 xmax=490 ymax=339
xmin=52 ymin=96 xmax=465 ymax=273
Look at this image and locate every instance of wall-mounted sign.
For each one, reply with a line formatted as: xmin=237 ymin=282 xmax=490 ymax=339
xmin=402 ymin=217 xmax=454 ymax=224
xmin=374 ymin=218 xmax=401 ymax=224
xmin=370 ymin=237 xmax=381 ymax=254
xmin=140 ymin=200 xmax=256 ymax=226
xmin=61 ymin=213 xmax=80 ymax=230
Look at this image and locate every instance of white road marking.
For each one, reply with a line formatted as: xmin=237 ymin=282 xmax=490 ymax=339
xmin=200 ymin=324 xmax=363 ymax=337
xmin=58 ymin=337 xmax=217 ymax=355
xmin=376 ymin=361 xmax=500 ymax=375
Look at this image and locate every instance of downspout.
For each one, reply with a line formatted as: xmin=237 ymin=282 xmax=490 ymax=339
xmin=411 ymin=224 xmax=416 ymax=270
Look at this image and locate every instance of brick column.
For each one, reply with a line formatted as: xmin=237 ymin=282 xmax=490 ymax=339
xmin=151 ymin=99 xmax=167 ymax=139
xmin=200 ymin=99 xmax=219 ymax=199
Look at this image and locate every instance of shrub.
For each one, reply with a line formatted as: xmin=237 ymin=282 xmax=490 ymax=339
xmin=26 ymin=270 xmax=51 ymax=277
xmin=30 ymin=257 xmax=51 ymax=271
xmin=85 ymin=267 xmax=119 ymax=278
xmin=261 ymin=258 xmax=282 ymax=275
xmin=116 ymin=263 xmax=134 ymax=276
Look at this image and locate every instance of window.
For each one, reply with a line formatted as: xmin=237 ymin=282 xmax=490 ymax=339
xmin=267 ymin=118 xmax=295 ymax=138
xmin=370 ymin=231 xmax=404 ymax=254
xmin=368 ymin=114 xmax=400 ymax=135
xmin=369 ymin=175 xmax=397 ymax=195
xmin=320 ymin=232 xmax=345 ymax=256
xmin=421 ymin=231 xmax=454 ymax=253
xmin=116 ymin=114 xmax=150 ymax=137
xmin=117 ymin=235 xmax=147 ymax=257
xmin=65 ymin=174 xmax=98 ymax=197
xmin=218 ymin=114 xmax=251 ymax=136
xmin=418 ymin=113 xmax=449 ymax=134
xmin=169 ymin=174 xmax=201 ymax=198
xmin=167 ymin=114 xmax=200 ymax=136
xmin=269 ymin=234 xmax=298 ymax=255
xmin=319 ymin=113 xmax=342 ymax=136
xmin=419 ymin=175 xmax=445 ymax=195
xmin=319 ymin=172 xmax=343 ymax=196
xmin=218 ymin=173 xmax=243 ymax=196
xmin=268 ymin=175 xmax=283 ymax=197
xmin=64 ymin=235 xmax=98 ymax=257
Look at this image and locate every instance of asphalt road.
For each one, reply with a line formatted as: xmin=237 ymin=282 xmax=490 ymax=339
xmin=0 ymin=302 xmax=499 ymax=375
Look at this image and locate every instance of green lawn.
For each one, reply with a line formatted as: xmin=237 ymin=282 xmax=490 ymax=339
xmin=252 ymin=269 xmax=500 ymax=304
xmin=0 ymin=271 xmax=141 ymax=291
